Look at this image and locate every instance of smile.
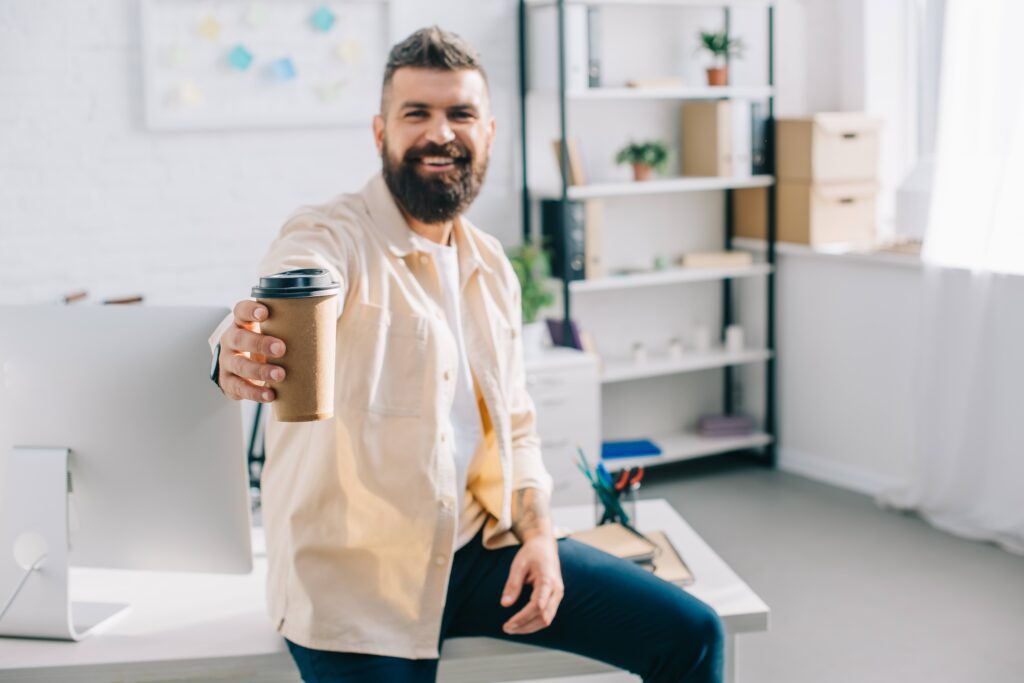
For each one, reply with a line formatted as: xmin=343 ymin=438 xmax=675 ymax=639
xmin=418 ymin=156 xmax=457 ymax=170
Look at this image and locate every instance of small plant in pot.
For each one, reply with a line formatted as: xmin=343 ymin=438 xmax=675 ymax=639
xmin=697 ymin=29 xmax=744 ymax=86
xmin=506 ymin=243 xmax=555 ymax=357
xmin=615 ymin=140 xmax=669 ymax=181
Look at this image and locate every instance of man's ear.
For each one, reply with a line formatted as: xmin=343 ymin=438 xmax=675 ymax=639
xmin=372 ymin=115 xmax=385 ymax=155
xmin=486 ymin=116 xmax=497 ymax=153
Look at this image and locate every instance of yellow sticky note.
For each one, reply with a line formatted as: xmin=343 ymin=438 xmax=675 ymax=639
xmin=179 ymin=80 xmax=205 ymax=107
xmin=316 ymin=80 xmax=347 ymax=102
xmin=197 ymin=15 xmax=222 ymax=41
xmin=336 ymin=39 xmax=363 ymax=65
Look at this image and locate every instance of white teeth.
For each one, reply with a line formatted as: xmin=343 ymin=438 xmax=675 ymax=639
xmin=421 ymin=156 xmax=454 ymax=165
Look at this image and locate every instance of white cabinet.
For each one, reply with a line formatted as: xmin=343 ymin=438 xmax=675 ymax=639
xmin=525 ymin=347 xmax=600 ymax=506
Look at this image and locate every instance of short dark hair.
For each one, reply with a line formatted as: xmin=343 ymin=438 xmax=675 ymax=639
xmin=380 ymin=26 xmax=488 ymax=113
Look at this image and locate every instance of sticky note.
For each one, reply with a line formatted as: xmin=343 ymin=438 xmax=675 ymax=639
xmin=336 ymin=38 xmax=363 ymax=64
xmin=228 ymin=45 xmax=254 ymax=71
xmin=316 ymin=80 xmax=347 ymax=102
xmin=178 ymin=80 xmax=205 ymax=107
xmin=244 ymin=2 xmax=269 ymax=28
xmin=311 ymin=6 xmax=336 ymax=33
xmin=197 ymin=15 xmax=222 ymax=41
xmin=166 ymin=44 xmax=190 ymax=69
xmin=269 ymin=57 xmax=297 ymax=81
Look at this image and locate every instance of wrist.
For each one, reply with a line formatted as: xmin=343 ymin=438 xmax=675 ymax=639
xmin=517 ymin=522 xmax=554 ymax=544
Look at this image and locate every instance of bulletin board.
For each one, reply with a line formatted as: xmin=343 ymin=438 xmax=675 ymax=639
xmin=140 ymin=0 xmax=391 ymax=130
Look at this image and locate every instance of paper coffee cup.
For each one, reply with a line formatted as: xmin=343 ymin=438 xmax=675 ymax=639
xmin=252 ymin=269 xmax=340 ymax=422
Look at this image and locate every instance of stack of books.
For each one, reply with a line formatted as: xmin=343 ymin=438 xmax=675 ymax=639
xmin=696 ymin=413 xmax=755 ymax=437
xmin=568 ymin=523 xmax=695 ymax=587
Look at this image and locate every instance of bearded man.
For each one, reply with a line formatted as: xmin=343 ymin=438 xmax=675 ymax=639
xmin=212 ymin=26 xmax=724 ymax=683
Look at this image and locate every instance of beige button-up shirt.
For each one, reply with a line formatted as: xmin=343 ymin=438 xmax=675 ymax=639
xmin=215 ymin=174 xmax=553 ymax=659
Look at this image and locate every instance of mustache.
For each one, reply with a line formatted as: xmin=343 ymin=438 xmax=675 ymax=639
xmin=403 ymin=141 xmax=471 ymax=163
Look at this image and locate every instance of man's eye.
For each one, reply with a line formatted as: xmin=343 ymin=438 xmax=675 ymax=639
xmin=451 ymin=111 xmax=475 ymax=121
xmin=405 ymin=111 xmax=428 ymax=119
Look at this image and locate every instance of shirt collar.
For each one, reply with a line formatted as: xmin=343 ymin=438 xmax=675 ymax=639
xmin=362 ymin=172 xmax=494 ymax=282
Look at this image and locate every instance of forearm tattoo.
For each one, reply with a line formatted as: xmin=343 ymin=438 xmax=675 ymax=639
xmin=511 ymin=487 xmax=551 ymax=541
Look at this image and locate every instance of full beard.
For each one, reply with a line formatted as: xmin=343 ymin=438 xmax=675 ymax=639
xmin=381 ymin=137 xmax=489 ymax=224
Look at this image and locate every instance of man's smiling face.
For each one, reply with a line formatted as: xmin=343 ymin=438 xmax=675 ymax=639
xmin=374 ymin=66 xmax=496 ymax=224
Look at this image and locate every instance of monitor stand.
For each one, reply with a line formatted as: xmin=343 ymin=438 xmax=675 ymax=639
xmin=0 ymin=447 xmax=130 ymax=640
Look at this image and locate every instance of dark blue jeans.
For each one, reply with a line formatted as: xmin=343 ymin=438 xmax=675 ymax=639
xmin=286 ymin=525 xmax=724 ymax=682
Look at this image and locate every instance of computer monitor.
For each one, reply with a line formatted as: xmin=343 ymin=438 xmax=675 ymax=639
xmin=0 ymin=305 xmax=252 ymax=641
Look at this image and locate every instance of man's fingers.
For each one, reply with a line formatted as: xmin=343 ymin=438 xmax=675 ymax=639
xmin=503 ymin=600 xmax=539 ymax=633
xmin=543 ymin=587 xmax=564 ymax=624
xmin=224 ymin=326 xmax=286 ymax=358
xmin=504 ymin=581 xmax=548 ymax=633
xmin=501 ymin=560 xmax=527 ymax=607
xmin=506 ymin=590 xmax=563 ymax=635
xmin=222 ymin=374 xmax=275 ymax=403
xmin=533 ymin=580 xmax=553 ymax=613
xmin=508 ymin=615 xmax=548 ymax=635
xmin=225 ymin=353 xmax=285 ymax=383
xmin=234 ymin=300 xmax=268 ymax=324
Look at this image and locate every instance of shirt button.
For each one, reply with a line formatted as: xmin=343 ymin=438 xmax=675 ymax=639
xmin=441 ymin=498 xmax=454 ymax=510
xmin=440 ymin=433 xmax=447 ymax=443
xmin=443 ymin=370 xmax=452 ymax=381
xmin=419 ymin=255 xmax=429 ymax=265
xmin=435 ymin=555 xmax=446 ymax=566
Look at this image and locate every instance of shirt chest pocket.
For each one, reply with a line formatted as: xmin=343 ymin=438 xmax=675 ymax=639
xmin=337 ymin=303 xmax=429 ymax=417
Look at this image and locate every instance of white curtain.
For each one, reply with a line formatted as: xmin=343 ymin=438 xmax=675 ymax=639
xmin=920 ymin=0 xmax=1024 ymax=274
xmin=877 ymin=0 xmax=1024 ymax=554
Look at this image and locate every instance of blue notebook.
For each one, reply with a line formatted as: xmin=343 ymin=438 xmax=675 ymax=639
xmin=601 ymin=439 xmax=662 ymax=459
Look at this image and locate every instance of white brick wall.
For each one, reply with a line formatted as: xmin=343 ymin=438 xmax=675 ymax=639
xmin=0 ymin=0 xmax=521 ymax=308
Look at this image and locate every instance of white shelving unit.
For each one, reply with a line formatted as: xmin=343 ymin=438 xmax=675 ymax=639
xmin=566 ymin=85 xmax=775 ymax=100
xmin=602 ymin=348 xmax=773 ymax=384
xmin=600 ymin=431 xmax=774 ymax=469
xmin=538 ymin=175 xmax=774 ymax=200
xmin=519 ymin=0 xmax=778 ymax=471
xmin=570 ymin=263 xmax=773 ymax=293
xmin=525 ymin=0 xmax=773 ymax=8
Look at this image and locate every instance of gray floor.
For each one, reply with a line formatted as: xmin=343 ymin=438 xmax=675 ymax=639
xmin=516 ymin=455 xmax=1024 ymax=683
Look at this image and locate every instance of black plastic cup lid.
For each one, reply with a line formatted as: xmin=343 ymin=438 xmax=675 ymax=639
xmin=251 ymin=268 xmax=341 ymax=299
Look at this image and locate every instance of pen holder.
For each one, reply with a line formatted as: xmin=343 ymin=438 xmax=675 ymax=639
xmin=594 ymin=484 xmax=637 ymax=527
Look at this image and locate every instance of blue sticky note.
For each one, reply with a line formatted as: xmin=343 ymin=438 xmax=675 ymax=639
xmin=310 ymin=6 xmax=336 ymax=32
xmin=269 ymin=57 xmax=296 ymax=81
xmin=227 ymin=45 xmax=253 ymax=71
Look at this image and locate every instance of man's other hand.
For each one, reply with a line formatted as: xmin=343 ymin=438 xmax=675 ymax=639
xmin=499 ymin=535 xmax=564 ymax=635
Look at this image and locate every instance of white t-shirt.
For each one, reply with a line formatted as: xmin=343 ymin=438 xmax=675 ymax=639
xmin=416 ymin=235 xmax=488 ymax=550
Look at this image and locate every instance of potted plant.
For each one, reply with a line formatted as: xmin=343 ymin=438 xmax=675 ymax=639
xmin=615 ymin=140 xmax=669 ymax=181
xmin=506 ymin=243 xmax=555 ymax=357
xmin=697 ymin=29 xmax=744 ymax=86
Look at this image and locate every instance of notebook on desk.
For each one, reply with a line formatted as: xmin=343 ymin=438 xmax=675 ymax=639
xmin=640 ymin=530 xmax=695 ymax=587
xmin=568 ymin=524 xmax=694 ymax=587
xmin=568 ymin=523 xmax=658 ymax=563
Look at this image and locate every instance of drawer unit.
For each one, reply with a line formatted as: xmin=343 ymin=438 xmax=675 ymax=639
xmin=524 ymin=348 xmax=600 ymax=505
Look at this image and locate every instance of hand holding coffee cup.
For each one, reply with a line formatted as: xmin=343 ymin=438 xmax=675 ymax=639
xmin=218 ymin=300 xmax=288 ymax=404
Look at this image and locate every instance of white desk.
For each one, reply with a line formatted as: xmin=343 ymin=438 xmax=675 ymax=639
xmin=0 ymin=499 xmax=768 ymax=682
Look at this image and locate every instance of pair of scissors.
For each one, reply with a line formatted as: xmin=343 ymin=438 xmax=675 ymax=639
xmin=613 ymin=466 xmax=645 ymax=492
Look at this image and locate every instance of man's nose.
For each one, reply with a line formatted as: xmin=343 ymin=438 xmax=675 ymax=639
xmin=424 ymin=116 xmax=455 ymax=145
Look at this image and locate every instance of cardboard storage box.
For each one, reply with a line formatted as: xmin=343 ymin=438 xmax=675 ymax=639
xmin=681 ymin=101 xmax=732 ymax=177
xmin=776 ymin=113 xmax=881 ymax=182
xmin=732 ymin=183 xmax=877 ymax=246
xmin=733 ymin=187 xmax=769 ymax=240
